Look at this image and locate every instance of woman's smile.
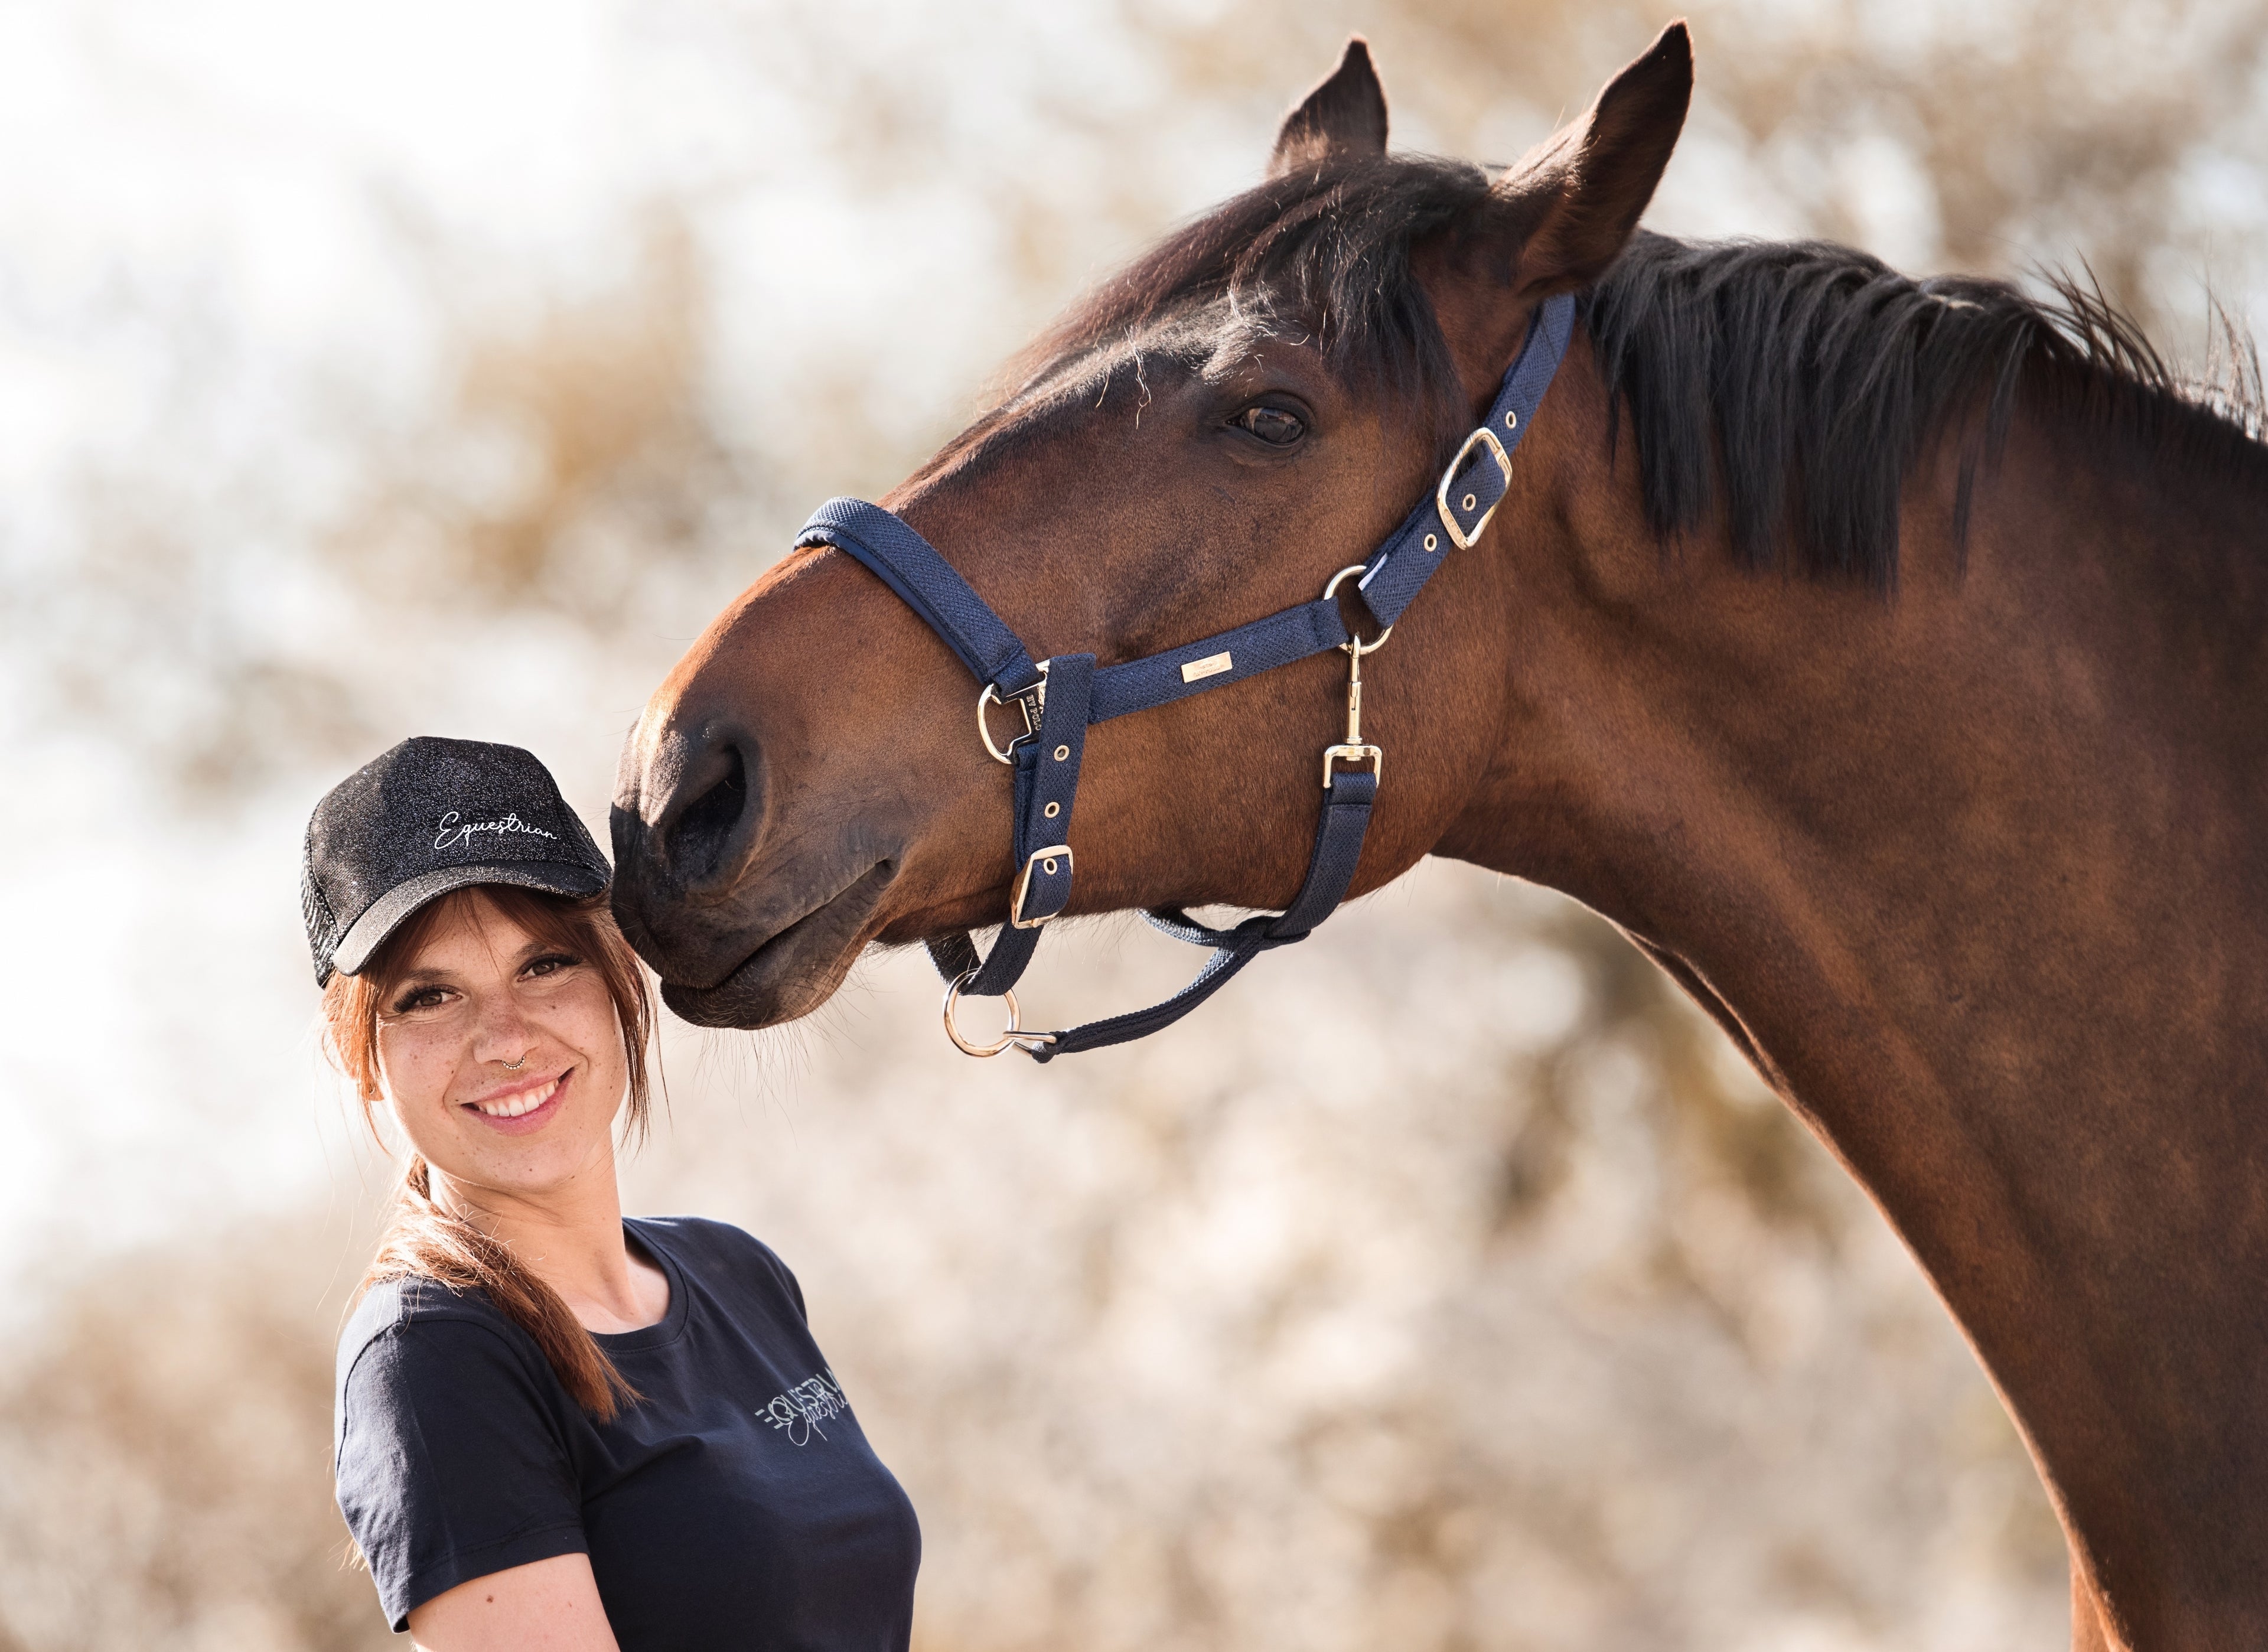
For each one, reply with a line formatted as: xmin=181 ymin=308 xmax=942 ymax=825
xmin=463 ymin=1068 xmax=572 ymax=1134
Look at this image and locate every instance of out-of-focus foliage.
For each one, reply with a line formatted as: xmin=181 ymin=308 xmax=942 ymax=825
xmin=334 ymin=211 xmax=757 ymax=624
xmin=0 ymin=1210 xmax=383 ymax=1651
xmin=5 ymin=1 xmax=2266 ymax=1647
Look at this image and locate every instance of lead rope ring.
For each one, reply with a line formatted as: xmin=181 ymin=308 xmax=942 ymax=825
xmin=941 ymin=973 xmax=1055 ymax=1056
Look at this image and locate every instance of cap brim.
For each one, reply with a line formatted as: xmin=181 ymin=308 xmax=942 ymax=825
xmin=330 ymin=859 xmax=610 ymax=979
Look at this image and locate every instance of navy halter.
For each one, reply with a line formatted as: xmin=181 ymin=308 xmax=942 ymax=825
xmin=795 ymin=293 xmax=1576 ymax=1060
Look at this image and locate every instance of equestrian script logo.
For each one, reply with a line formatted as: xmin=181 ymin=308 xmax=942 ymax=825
xmin=758 ymin=1369 xmax=849 ymax=1445
xmin=433 ymin=809 xmax=559 ymax=852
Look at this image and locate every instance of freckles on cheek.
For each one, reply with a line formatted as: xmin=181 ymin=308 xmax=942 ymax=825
xmin=553 ymin=984 xmax=625 ymax=1073
xmin=380 ymin=1033 xmax=464 ymax=1127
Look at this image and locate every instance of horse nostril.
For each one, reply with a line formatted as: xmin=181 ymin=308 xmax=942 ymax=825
xmin=666 ymin=744 xmax=751 ymax=884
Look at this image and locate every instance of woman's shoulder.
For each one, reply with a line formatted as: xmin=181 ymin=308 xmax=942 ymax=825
xmin=337 ymin=1273 xmax=539 ymax=1387
xmin=627 ymin=1216 xmax=807 ymax=1316
xmin=624 ymin=1213 xmax=787 ymax=1269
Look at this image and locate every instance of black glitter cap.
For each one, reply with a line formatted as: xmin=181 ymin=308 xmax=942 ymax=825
xmin=301 ymin=736 xmax=610 ymax=986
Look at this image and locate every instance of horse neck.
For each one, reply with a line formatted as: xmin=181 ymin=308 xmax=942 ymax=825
xmin=1442 ymin=369 xmax=2268 ymax=1641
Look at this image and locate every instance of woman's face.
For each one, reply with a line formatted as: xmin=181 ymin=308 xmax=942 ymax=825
xmin=374 ymin=891 xmax=628 ymax=1207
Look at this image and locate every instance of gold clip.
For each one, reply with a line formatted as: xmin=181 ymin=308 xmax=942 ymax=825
xmin=1322 ymin=640 xmax=1383 ymax=789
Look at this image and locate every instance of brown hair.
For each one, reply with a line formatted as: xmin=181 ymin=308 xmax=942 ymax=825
xmin=325 ymin=883 xmax=655 ymax=1419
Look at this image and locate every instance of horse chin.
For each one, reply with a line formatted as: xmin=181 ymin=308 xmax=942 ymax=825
xmin=654 ymin=861 xmax=894 ymax=1029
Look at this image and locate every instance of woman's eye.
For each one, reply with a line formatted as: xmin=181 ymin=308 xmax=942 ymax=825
xmin=523 ymin=954 xmax=581 ymax=981
xmin=392 ymin=986 xmax=449 ymax=1014
xmin=1233 ymin=404 xmax=1306 ymax=446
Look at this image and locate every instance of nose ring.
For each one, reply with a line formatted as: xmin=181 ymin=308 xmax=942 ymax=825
xmin=503 ymin=1055 xmax=526 ymax=1070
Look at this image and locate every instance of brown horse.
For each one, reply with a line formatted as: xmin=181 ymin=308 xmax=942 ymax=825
xmin=611 ymin=24 xmax=2268 ymax=1650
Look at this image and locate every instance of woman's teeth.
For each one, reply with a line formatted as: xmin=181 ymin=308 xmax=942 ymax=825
xmin=474 ymin=1077 xmax=559 ymax=1119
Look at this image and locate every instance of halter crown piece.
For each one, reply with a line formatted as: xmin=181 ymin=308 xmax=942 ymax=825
xmin=795 ymin=294 xmax=1576 ymax=1060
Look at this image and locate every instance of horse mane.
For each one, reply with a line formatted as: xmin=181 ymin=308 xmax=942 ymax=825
xmin=978 ymin=155 xmax=2268 ymax=588
xmin=1585 ymin=232 xmax=2268 ymax=586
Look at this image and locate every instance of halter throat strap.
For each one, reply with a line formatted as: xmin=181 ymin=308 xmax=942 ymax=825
xmin=794 ymin=292 xmax=1575 ymax=1058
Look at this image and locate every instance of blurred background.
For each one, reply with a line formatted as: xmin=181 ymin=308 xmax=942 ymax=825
xmin=5 ymin=1 xmax=2267 ymax=1646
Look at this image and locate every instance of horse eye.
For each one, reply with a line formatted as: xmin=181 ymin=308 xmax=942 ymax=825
xmin=1233 ymin=404 xmax=1306 ymax=446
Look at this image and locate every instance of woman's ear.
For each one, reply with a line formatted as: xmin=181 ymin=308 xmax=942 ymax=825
xmin=1498 ymin=20 xmax=1693 ymax=297
xmin=1268 ymin=38 xmax=1389 ymax=178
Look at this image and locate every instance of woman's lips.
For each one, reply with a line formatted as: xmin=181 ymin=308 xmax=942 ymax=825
xmin=462 ymin=1070 xmax=570 ymax=1136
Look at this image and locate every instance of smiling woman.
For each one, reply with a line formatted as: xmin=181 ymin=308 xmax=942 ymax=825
xmin=324 ymin=878 xmax=656 ymax=1415
xmin=303 ymin=737 xmax=921 ymax=1652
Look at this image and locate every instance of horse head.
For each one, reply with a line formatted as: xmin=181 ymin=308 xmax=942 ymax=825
xmin=610 ymin=25 xmax=1693 ymax=1032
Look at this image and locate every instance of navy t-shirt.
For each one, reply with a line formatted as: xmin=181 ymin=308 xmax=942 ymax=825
xmin=334 ymin=1216 xmax=920 ymax=1647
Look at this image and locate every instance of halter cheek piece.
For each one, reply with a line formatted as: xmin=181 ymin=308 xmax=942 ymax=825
xmin=795 ymin=294 xmax=1575 ymax=1061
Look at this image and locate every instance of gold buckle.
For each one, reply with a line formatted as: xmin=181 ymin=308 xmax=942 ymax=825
xmin=1011 ymin=843 xmax=1074 ymax=928
xmin=941 ymin=972 xmax=1055 ymax=1057
xmin=1434 ymin=425 xmax=1511 ymax=551
xmin=1322 ymin=744 xmax=1381 ymax=790
xmin=977 ymin=660 xmax=1050 ymax=765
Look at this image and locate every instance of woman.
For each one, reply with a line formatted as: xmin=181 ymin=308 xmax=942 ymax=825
xmin=306 ymin=735 xmax=920 ymax=1650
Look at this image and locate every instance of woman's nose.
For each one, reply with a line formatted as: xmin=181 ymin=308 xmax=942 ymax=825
xmin=472 ymin=1002 xmax=538 ymax=1068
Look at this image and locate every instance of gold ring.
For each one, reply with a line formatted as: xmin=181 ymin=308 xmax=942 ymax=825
xmin=1321 ymin=564 xmax=1392 ymax=654
xmin=941 ymin=972 xmax=1054 ymax=1057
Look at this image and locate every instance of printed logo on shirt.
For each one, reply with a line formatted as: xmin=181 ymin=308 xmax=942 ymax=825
xmin=758 ymin=1368 xmax=849 ymax=1445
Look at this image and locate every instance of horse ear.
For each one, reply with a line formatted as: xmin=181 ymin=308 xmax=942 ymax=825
xmin=1498 ymin=21 xmax=1692 ymax=294
xmin=1268 ymin=38 xmax=1389 ymax=178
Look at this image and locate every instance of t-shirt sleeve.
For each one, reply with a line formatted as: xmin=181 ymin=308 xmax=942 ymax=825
xmin=337 ymin=1316 xmax=588 ymax=1630
xmin=775 ymin=1253 xmax=809 ymax=1324
xmin=744 ymin=1231 xmax=809 ymax=1324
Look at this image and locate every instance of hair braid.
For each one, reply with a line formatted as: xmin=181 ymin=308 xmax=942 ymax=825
xmin=368 ymin=1155 xmax=637 ymax=1417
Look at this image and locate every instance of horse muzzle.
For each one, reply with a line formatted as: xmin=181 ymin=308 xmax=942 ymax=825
xmin=611 ymin=709 xmax=903 ymax=1028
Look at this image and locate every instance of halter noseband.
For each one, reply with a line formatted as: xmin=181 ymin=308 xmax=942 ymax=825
xmin=794 ymin=294 xmax=1575 ymax=1061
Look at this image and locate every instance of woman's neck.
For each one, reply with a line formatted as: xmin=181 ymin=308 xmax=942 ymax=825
xmin=432 ymin=1154 xmax=669 ymax=1334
